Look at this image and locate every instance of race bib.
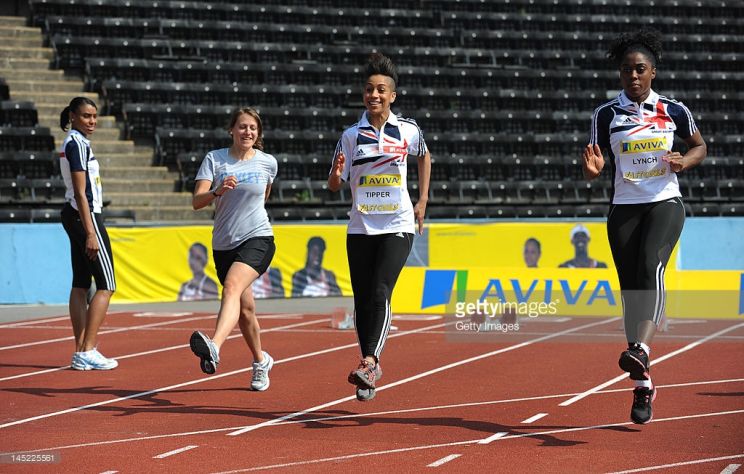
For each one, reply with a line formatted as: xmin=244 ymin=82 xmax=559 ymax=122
xmin=356 ymin=174 xmax=402 ymax=214
xmin=618 ymin=137 xmax=670 ymax=182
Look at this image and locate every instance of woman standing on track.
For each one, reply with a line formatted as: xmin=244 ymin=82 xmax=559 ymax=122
xmin=189 ymin=107 xmax=277 ymax=392
xmin=582 ymin=29 xmax=706 ymax=424
xmin=328 ymin=53 xmax=431 ymax=401
xmin=59 ymin=97 xmax=118 ymax=371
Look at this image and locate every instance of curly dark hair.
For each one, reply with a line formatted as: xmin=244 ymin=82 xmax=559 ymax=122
xmin=365 ymin=52 xmax=398 ymax=88
xmin=607 ymin=28 xmax=663 ymax=66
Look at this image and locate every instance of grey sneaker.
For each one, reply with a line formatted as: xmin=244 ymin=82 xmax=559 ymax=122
xmin=251 ymin=351 xmax=274 ymax=391
xmin=348 ymin=359 xmax=380 ymax=389
xmin=72 ymin=348 xmax=118 ymax=370
xmin=355 ymin=364 xmax=382 ymax=402
xmin=190 ymin=331 xmax=220 ymax=374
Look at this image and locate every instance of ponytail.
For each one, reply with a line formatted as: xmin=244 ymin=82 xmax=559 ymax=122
xmin=59 ymin=106 xmax=72 ymax=131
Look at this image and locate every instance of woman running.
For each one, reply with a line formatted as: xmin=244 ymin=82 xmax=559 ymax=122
xmin=583 ymin=28 xmax=707 ymax=424
xmin=189 ymin=107 xmax=277 ymax=391
xmin=329 ymin=53 xmax=431 ymax=401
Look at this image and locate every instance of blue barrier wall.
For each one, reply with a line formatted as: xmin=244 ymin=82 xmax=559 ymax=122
xmin=0 ymin=224 xmax=71 ymax=304
xmin=678 ymin=218 xmax=744 ymax=270
xmin=1 ymin=217 xmax=743 ymax=304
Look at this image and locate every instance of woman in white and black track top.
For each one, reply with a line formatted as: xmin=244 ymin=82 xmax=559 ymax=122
xmin=583 ymin=28 xmax=707 ymax=425
xmin=329 ymin=53 xmax=432 ymax=402
xmin=59 ymin=97 xmax=118 ymax=371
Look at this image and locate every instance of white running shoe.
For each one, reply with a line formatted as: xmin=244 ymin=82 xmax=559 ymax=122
xmin=72 ymin=348 xmax=118 ymax=370
xmin=251 ymin=351 xmax=274 ymax=391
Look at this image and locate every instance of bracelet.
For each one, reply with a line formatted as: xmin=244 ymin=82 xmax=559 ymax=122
xmin=211 ymin=189 xmax=221 ymax=197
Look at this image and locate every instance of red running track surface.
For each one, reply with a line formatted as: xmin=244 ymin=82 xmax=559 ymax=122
xmin=0 ymin=310 xmax=742 ymax=473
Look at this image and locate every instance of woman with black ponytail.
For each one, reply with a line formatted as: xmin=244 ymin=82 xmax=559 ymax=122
xmin=582 ymin=29 xmax=706 ymax=424
xmin=59 ymin=97 xmax=118 ymax=370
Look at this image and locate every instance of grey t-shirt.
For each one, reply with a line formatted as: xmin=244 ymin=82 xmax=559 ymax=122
xmin=196 ymin=148 xmax=278 ymax=251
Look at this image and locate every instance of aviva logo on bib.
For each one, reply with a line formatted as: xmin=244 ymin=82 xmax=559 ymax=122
xmin=622 ymin=137 xmax=667 ymax=154
xmin=359 ymin=174 xmax=401 ymax=186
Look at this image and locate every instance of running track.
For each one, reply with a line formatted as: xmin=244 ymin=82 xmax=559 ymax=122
xmin=0 ymin=309 xmax=742 ymax=473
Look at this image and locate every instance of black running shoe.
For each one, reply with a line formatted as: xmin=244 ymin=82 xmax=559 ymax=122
xmin=619 ymin=343 xmax=649 ymax=380
xmin=630 ymin=386 xmax=656 ymax=424
xmin=190 ymin=331 xmax=219 ymax=374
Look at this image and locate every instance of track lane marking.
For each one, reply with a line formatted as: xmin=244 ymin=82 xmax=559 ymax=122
xmin=427 ymin=454 xmax=461 ymax=467
xmin=3 ymin=377 xmax=742 ymax=455
xmin=227 ymin=318 xmax=618 ymax=436
xmin=153 ymin=445 xmax=198 ymax=459
xmin=0 ymin=318 xmax=327 ymax=382
xmin=0 ymin=320 xmax=447 ymax=430
xmin=559 ymin=321 xmax=744 ymax=406
xmin=520 ymin=413 xmax=548 ymax=424
xmin=608 ymin=455 xmax=744 ymax=473
xmin=0 ymin=315 xmax=218 ymax=351
xmin=211 ymin=411 xmax=744 ymax=473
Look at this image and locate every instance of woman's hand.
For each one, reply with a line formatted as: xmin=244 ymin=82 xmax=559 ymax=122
xmin=414 ymin=199 xmax=427 ymax=235
xmin=85 ymin=233 xmax=100 ymax=260
xmin=216 ymin=175 xmax=238 ymax=195
xmin=582 ymin=144 xmax=604 ymax=180
xmin=331 ymin=150 xmax=345 ymax=178
xmin=662 ymin=152 xmax=686 ymax=173
xmin=328 ymin=150 xmax=345 ymax=192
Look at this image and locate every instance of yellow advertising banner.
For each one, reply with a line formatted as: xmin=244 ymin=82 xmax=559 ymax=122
xmin=109 ymin=225 xmax=353 ymax=303
xmin=108 ymin=223 xmax=741 ymax=319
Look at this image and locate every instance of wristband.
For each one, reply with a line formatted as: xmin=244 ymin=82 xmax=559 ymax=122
xmin=212 ymin=189 xmax=221 ymax=197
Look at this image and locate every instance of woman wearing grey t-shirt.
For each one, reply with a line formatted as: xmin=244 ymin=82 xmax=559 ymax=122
xmin=189 ymin=107 xmax=278 ymax=392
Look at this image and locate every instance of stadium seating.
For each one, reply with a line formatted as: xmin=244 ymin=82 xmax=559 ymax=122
xmin=13 ymin=0 xmax=743 ymax=221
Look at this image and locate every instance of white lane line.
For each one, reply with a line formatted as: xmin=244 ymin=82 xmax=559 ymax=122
xmin=0 ymin=319 xmax=327 ymax=383
xmin=0 ymin=315 xmax=217 ymax=351
xmin=427 ymin=454 xmax=461 ymax=467
xmin=5 ymin=378 xmax=743 ymax=456
xmin=520 ymin=413 xmax=548 ymax=424
xmin=721 ymin=464 xmax=742 ymax=474
xmin=133 ymin=312 xmax=193 ymax=318
xmin=0 ymin=320 xmax=446 ymax=430
xmin=212 ymin=410 xmax=744 ymax=473
xmin=0 ymin=316 xmax=71 ymax=328
xmin=608 ymin=455 xmax=744 ymax=474
xmin=559 ymin=321 xmax=744 ymax=407
xmin=99 ymin=471 xmax=119 ymax=474
xmin=227 ymin=317 xmax=618 ymax=436
xmin=478 ymin=432 xmax=508 ymax=445
xmin=153 ymin=445 xmax=198 ymax=459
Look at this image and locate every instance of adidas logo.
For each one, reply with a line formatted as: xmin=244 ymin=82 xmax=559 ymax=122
xmin=355 ymin=149 xmax=366 ymax=156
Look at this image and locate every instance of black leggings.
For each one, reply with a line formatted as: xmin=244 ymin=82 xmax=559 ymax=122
xmin=607 ymin=197 xmax=685 ymax=341
xmin=347 ymin=232 xmax=414 ymax=362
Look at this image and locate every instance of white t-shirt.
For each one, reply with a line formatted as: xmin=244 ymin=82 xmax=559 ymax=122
xmin=333 ymin=111 xmax=427 ymax=235
xmin=590 ymin=89 xmax=698 ymax=204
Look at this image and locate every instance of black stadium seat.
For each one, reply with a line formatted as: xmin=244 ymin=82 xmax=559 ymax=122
xmin=19 ymin=0 xmax=743 ymax=222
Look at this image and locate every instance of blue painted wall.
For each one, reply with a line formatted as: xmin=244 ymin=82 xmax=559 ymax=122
xmin=678 ymin=218 xmax=744 ymax=270
xmin=0 ymin=224 xmax=71 ymax=304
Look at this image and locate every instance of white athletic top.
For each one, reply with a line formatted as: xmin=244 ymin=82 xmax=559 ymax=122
xmin=333 ymin=111 xmax=427 ymax=235
xmin=590 ymin=89 xmax=698 ymax=205
xmin=60 ymin=129 xmax=103 ymax=213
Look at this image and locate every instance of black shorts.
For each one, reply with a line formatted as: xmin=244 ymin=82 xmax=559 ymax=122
xmin=212 ymin=236 xmax=275 ymax=285
xmin=61 ymin=203 xmax=116 ymax=291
